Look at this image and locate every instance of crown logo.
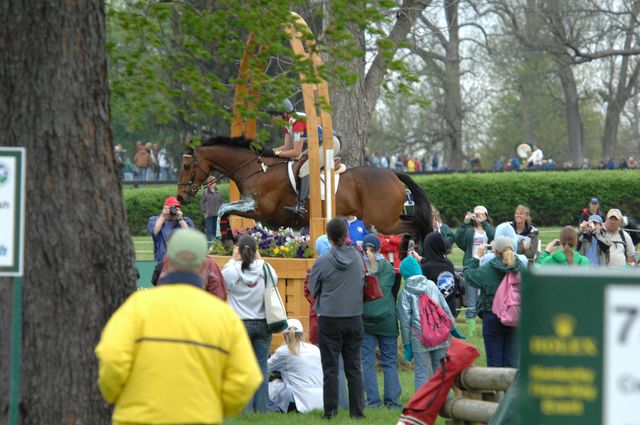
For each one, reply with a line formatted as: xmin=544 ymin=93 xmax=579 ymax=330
xmin=553 ymin=314 xmax=576 ymax=338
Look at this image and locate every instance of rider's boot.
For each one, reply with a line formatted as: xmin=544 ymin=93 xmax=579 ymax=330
xmin=284 ymin=175 xmax=309 ymax=217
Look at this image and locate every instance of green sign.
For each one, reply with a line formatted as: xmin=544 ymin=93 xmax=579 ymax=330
xmin=519 ymin=267 xmax=640 ymax=425
xmin=0 ymin=147 xmax=25 ymax=276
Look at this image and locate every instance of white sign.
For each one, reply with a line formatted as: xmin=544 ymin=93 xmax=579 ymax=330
xmin=0 ymin=148 xmax=25 ymax=276
xmin=604 ymin=284 xmax=640 ymax=425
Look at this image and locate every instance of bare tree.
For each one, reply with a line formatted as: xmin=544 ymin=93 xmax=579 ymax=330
xmin=0 ymin=0 xmax=136 ymax=423
xmin=323 ymin=0 xmax=432 ymax=166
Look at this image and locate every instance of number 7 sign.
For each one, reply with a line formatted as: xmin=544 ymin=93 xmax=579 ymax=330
xmin=604 ymin=285 xmax=640 ymax=425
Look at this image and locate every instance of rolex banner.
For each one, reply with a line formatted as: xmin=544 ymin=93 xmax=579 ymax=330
xmin=519 ymin=268 xmax=640 ymax=425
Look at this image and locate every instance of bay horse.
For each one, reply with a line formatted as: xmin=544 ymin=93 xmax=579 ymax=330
xmin=177 ymin=136 xmax=433 ymax=239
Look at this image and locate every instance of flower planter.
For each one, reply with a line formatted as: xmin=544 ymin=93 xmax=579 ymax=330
xmin=210 ymin=255 xmax=315 ymax=351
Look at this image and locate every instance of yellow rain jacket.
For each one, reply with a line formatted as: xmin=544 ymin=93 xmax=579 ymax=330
xmin=95 ymin=279 xmax=262 ymax=424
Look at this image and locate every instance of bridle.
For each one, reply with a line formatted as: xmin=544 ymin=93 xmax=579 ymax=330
xmin=178 ymin=148 xmax=287 ymax=198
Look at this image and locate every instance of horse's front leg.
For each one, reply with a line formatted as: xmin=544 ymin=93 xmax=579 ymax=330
xmin=215 ymin=197 xmax=257 ymax=238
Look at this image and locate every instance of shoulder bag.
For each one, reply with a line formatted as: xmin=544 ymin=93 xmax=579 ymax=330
xmin=263 ymin=264 xmax=288 ymax=333
xmin=360 ymin=253 xmax=384 ymax=302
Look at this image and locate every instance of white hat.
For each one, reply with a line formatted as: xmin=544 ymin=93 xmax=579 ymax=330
xmin=287 ymin=319 xmax=304 ymax=333
xmin=474 ymin=205 xmax=488 ymax=216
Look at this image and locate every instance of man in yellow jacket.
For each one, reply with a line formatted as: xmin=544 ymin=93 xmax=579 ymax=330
xmin=95 ymin=228 xmax=262 ymax=425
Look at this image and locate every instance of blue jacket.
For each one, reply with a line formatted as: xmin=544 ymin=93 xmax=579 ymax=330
xmin=347 ymin=218 xmax=368 ymax=243
xmin=147 ymin=216 xmax=195 ymax=262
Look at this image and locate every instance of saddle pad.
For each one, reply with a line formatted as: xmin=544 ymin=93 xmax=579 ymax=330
xmin=287 ymin=162 xmax=340 ymax=200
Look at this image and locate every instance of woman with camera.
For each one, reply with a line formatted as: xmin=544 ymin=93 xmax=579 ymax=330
xmin=536 ymin=226 xmax=590 ymax=266
xmin=455 ymin=206 xmax=495 ymax=334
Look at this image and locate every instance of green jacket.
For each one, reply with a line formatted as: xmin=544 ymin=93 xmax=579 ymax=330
xmin=455 ymin=221 xmax=496 ymax=264
xmin=363 ymin=258 xmax=398 ymax=336
xmin=536 ymin=249 xmax=590 ymax=266
xmin=463 ymin=256 xmax=526 ymax=314
xmin=439 ymin=223 xmax=455 ymax=248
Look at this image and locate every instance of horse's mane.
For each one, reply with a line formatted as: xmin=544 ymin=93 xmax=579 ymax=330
xmin=201 ymin=136 xmax=255 ymax=149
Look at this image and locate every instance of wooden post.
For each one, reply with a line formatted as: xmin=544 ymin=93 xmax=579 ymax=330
xmin=285 ymin=12 xmax=337 ymax=251
xmin=230 ymin=14 xmax=337 ymax=253
xmin=229 ymin=34 xmax=258 ymax=231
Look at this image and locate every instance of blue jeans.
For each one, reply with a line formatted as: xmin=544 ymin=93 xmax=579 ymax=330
xmin=482 ymin=311 xmax=517 ymax=367
xmin=205 ymin=216 xmax=217 ymax=242
xmin=412 ymin=337 xmax=447 ymax=392
xmin=464 ymin=280 xmax=478 ymax=318
xmin=137 ymin=167 xmax=148 ymax=185
xmin=243 ymin=319 xmax=272 ymax=412
xmin=361 ymin=331 xmax=401 ymax=408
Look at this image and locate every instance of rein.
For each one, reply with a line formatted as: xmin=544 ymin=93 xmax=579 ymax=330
xmin=179 ymin=149 xmax=288 ymax=196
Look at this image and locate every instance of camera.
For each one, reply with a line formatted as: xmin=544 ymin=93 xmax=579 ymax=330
xmin=169 ymin=206 xmax=178 ymax=216
xmin=469 ymin=213 xmax=477 ymax=221
xmin=554 ymin=240 xmax=561 ymax=247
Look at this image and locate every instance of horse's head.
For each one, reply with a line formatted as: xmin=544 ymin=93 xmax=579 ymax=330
xmin=176 ymin=147 xmax=209 ymax=205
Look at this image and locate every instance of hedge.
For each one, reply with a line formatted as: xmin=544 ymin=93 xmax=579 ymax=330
xmin=414 ymin=169 xmax=640 ymax=227
xmin=124 ymin=184 xmax=230 ymax=236
xmin=123 ymin=170 xmax=640 ymax=235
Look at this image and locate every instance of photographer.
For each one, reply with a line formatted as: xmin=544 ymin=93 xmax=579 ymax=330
xmin=455 ymin=205 xmax=494 ymax=336
xmin=148 ymin=196 xmax=194 ymax=263
xmin=577 ymin=215 xmax=611 ymax=266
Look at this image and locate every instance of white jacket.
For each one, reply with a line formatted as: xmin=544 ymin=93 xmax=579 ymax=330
xmin=268 ymin=342 xmax=323 ymax=413
xmin=222 ymin=259 xmax=277 ymax=320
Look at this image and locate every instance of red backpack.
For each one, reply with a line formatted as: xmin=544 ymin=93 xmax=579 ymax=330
xmin=491 ymin=272 xmax=521 ymax=327
xmin=417 ymin=294 xmax=452 ymax=347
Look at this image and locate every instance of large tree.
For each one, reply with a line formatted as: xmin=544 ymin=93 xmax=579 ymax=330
xmin=0 ymin=0 xmax=136 ymax=423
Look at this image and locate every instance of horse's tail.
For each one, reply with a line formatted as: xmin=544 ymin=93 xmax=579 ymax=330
xmin=395 ymin=172 xmax=433 ymax=241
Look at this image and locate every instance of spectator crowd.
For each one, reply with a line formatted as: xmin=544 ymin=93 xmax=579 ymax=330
xmin=114 ymin=141 xmax=175 ymax=183
xmin=95 ymin=191 xmax=640 ymax=423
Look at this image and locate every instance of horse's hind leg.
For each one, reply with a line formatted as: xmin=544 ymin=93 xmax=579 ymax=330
xmin=381 ymin=218 xmax=415 ymax=236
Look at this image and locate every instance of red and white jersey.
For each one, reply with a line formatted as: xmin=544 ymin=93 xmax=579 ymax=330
xmin=283 ymin=113 xmax=307 ymax=143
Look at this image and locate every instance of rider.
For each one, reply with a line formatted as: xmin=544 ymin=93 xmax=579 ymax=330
xmin=268 ymin=98 xmax=342 ymax=217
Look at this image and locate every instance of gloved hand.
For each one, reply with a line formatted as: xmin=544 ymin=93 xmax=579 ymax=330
xmin=451 ymin=328 xmax=466 ymax=339
xmin=403 ymin=344 xmax=413 ymax=362
xmin=260 ymin=147 xmax=276 ymax=157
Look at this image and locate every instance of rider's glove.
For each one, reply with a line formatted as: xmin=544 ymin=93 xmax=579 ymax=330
xmin=260 ymin=147 xmax=276 ymax=157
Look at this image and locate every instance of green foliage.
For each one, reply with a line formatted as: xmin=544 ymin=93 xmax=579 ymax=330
xmin=415 ymin=170 xmax=640 ymax=227
xmin=124 ymin=184 xmax=230 ymax=236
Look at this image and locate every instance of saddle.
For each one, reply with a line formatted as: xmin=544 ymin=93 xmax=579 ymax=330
xmin=290 ymin=154 xmax=347 ymax=179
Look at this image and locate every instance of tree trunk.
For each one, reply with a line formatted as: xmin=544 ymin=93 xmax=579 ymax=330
xmin=328 ymin=0 xmax=429 ymax=167
xmin=0 ymin=0 xmax=136 ymax=423
xmin=602 ymin=100 xmax=622 ymax=158
xmin=442 ymin=0 xmax=464 ymax=169
xmin=520 ymin=0 xmax=542 ymax=147
xmin=557 ymin=63 xmax=584 ymax=166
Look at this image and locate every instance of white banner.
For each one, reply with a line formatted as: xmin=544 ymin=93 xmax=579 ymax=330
xmin=0 ymin=148 xmax=25 ymax=276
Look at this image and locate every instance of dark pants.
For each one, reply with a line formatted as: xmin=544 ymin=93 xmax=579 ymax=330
xmin=482 ymin=311 xmax=518 ymax=367
xmin=243 ymin=319 xmax=272 ymax=412
xmin=318 ymin=316 xmax=364 ymax=418
xmin=205 ymin=216 xmax=217 ymax=242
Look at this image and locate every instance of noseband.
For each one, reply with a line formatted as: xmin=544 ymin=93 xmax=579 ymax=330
xmin=178 ymin=151 xmax=208 ymax=197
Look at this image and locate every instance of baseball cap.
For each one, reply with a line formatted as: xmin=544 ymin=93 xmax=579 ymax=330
xmin=607 ymin=209 xmax=623 ymax=220
xmin=588 ymin=215 xmax=603 ymax=224
xmin=287 ymin=319 xmax=304 ymax=333
xmin=493 ymin=236 xmax=514 ymax=254
xmin=167 ymin=228 xmax=207 ymax=269
xmin=164 ymin=196 xmax=181 ymax=207
xmin=362 ymin=234 xmax=381 ymax=252
xmin=474 ymin=205 xmax=488 ymax=215
xmin=590 ymin=197 xmax=599 ymax=204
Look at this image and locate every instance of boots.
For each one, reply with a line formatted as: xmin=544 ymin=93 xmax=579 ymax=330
xmin=284 ymin=175 xmax=309 ymax=217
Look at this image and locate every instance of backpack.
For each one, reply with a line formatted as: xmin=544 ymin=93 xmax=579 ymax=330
xmin=417 ymin=293 xmax=452 ymax=347
xmin=492 ymin=272 xmax=521 ymax=327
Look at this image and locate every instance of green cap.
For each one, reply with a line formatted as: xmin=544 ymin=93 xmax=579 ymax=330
xmin=167 ymin=228 xmax=207 ymax=269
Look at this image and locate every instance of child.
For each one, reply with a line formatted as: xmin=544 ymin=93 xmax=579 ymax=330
xmin=397 ymin=256 xmax=456 ymax=391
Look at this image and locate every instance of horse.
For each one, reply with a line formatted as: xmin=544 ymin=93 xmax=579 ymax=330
xmin=177 ymin=136 xmax=433 ymax=240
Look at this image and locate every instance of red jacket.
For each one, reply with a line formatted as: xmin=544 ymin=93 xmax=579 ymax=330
xmin=160 ymin=257 xmax=227 ymax=301
xmin=376 ymin=235 xmax=403 ymax=273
